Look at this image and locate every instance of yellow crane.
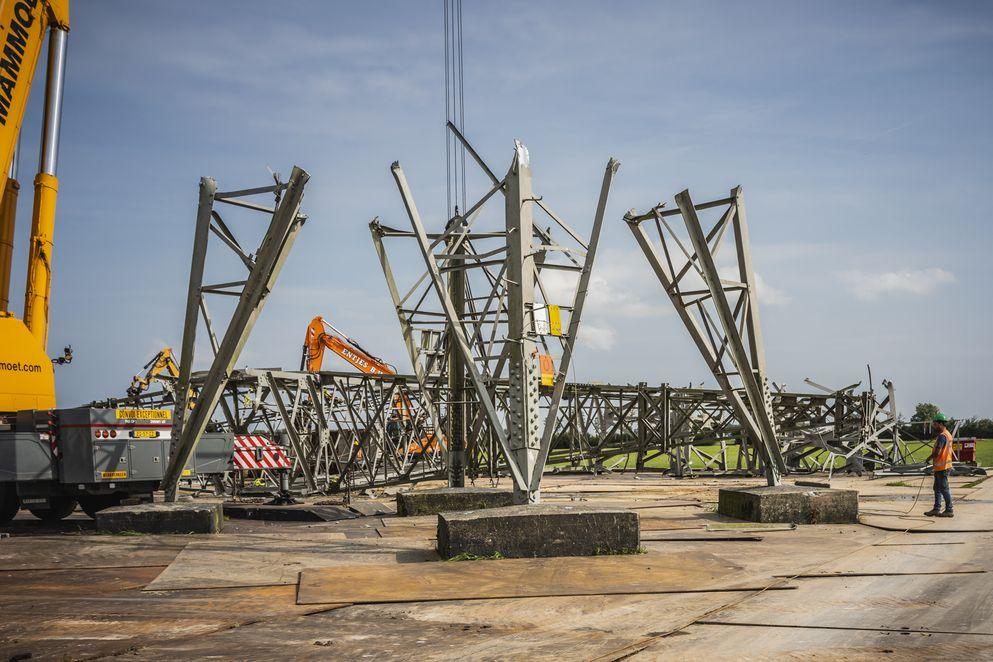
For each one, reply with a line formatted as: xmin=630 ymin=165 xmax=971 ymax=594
xmin=0 ymin=2 xmax=238 ymax=525
xmin=0 ymin=0 xmax=71 ymax=413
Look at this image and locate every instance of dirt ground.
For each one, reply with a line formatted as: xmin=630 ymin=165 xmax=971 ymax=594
xmin=1 ymin=472 xmax=990 ymax=661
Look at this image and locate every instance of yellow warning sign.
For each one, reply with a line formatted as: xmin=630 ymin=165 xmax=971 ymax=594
xmin=100 ymin=471 xmax=127 ymax=479
xmin=115 ymin=409 xmax=171 ymax=421
xmin=548 ymin=305 xmax=562 ymax=336
xmin=182 ymin=469 xmax=193 ymax=477
xmin=539 ymin=354 xmax=555 ymax=387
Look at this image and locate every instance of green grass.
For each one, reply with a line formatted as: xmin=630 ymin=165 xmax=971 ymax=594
xmin=976 ymin=439 xmax=993 ymax=467
xmin=446 ymin=551 xmax=505 ymax=561
xmin=547 ymin=439 xmax=993 ymax=472
xmin=549 ymin=443 xmax=846 ymax=472
xmin=594 ymin=546 xmax=647 ymax=555
xmin=548 ymin=444 xmax=752 ymax=472
xmin=892 ymin=439 xmax=993 ymax=467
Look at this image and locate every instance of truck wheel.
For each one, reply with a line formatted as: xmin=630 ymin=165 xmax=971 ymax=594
xmin=78 ymin=494 xmax=122 ymax=519
xmin=27 ymin=496 xmax=78 ymax=522
xmin=0 ymin=484 xmax=20 ymax=524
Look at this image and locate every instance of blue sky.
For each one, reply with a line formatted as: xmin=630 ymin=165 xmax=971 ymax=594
xmin=6 ymin=1 xmax=991 ymax=417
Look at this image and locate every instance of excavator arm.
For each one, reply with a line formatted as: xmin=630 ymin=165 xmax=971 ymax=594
xmin=127 ymin=347 xmax=180 ymax=398
xmin=301 ymin=316 xmax=395 ymax=375
xmin=300 ymin=315 xmax=443 ymax=457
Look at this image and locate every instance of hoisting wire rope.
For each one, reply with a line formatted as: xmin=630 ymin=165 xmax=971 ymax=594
xmin=444 ymin=0 xmax=467 ymax=221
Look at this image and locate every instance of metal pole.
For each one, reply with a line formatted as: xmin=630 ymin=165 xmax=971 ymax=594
xmin=529 ymin=157 xmax=618 ymax=490
xmin=368 ymin=219 xmax=446 ymax=438
xmin=675 ymin=190 xmax=784 ymax=484
xmin=390 ymin=161 xmax=528 ymax=490
xmin=173 ymin=177 xmax=217 ymax=440
xmin=505 ymin=141 xmax=541 ymax=504
xmin=635 ymin=383 xmax=648 ymax=471
xmin=266 ymin=372 xmax=317 ymax=491
xmin=446 ymin=216 xmax=467 ymax=488
xmin=730 ymin=187 xmax=767 ymax=377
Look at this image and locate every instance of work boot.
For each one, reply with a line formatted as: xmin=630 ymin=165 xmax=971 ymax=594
xmin=923 ymin=509 xmax=941 ymax=517
xmin=938 ymin=510 xmax=955 ymax=518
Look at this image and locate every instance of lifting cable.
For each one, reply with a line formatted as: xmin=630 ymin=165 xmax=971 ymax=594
xmin=444 ymin=0 xmax=467 ymax=221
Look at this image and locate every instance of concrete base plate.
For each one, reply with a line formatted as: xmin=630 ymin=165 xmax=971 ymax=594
xmin=437 ymin=504 xmax=640 ymax=559
xmin=96 ymin=502 xmax=223 ymax=534
xmin=718 ymin=485 xmax=859 ymax=524
xmin=396 ymin=487 xmax=514 ymax=516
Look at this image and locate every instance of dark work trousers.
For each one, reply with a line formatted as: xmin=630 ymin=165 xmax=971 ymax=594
xmin=933 ymin=470 xmax=953 ymax=512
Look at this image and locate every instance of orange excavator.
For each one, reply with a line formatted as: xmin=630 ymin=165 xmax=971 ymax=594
xmin=301 ymin=316 xmax=441 ymax=455
xmin=301 ymin=316 xmax=395 ymax=375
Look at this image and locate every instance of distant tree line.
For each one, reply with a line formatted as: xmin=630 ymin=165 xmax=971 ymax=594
xmin=904 ymin=402 xmax=993 ymax=439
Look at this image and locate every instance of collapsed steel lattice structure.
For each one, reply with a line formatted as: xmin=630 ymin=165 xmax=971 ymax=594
xmin=371 ymin=126 xmax=618 ymax=502
xmin=622 ymin=187 xmax=909 ymax=483
xmin=162 ymin=168 xmax=311 ymax=500
xmin=119 ymin=367 xmax=908 ymax=495
xmin=102 ymin=151 xmax=916 ymax=499
xmin=624 ymin=188 xmax=785 ymax=485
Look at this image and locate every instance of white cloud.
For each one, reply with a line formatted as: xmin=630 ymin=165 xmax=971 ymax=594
xmin=838 ymin=267 xmax=955 ymax=301
xmin=539 ymin=250 xmax=665 ymax=355
xmin=541 ymin=250 xmax=667 ymax=320
xmin=579 ymin=324 xmax=617 ymax=351
xmin=585 ymin=272 xmax=661 ymax=318
xmin=717 ymin=267 xmax=790 ymax=306
xmin=754 ymin=272 xmax=791 ymax=306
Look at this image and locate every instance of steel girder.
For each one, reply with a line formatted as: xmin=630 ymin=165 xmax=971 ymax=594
xmin=372 ymin=127 xmax=617 ymax=503
xmin=624 ymin=188 xmax=786 ymax=486
xmin=161 ymin=168 xmax=311 ymax=500
xmin=120 ymin=366 xmax=906 ymax=495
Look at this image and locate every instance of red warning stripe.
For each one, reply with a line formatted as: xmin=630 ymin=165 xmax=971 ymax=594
xmin=232 ymin=435 xmax=292 ymax=470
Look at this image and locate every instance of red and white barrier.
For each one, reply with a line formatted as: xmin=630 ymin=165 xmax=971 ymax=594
xmin=232 ymin=435 xmax=292 ymax=470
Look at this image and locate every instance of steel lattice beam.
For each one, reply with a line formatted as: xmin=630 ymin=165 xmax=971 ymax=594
xmin=162 ymin=167 xmax=311 ymax=500
xmin=625 ymin=188 xmax=786 ymax=485
xmin=374 ymin=129 xmax=617 ymax=502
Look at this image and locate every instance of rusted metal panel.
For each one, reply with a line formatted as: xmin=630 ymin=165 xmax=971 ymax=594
xmin=297 ymin=553 xmax=744 ymax=605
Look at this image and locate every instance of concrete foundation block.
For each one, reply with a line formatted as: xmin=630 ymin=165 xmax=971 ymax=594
xmin=396 ymin=487 xmax=514 ymax=517
xmin=437 ymin=504 xmax=640 ymax=559
xmin=718 ymin=485 xmax=858 ymax=524
xmin=96 ymin=502 xmax=223 ymax=534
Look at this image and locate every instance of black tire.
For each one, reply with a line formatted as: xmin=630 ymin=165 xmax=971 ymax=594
xmin=27 ymin=496 xmax=78 ymax=522
xmin=0 ymin=483 xmax=19 ymax=524
xmin=78 ymin=494 xmax=122 ymax=519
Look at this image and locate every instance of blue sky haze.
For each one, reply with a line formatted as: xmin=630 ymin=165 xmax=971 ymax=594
xmin=5 ymin=1 xmax=990 ymax=417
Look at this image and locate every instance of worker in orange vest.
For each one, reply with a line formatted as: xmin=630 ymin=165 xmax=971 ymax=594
xmin=924 ymin=412 xmax=954 ymax=518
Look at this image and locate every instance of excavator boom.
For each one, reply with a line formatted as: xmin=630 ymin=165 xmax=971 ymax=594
xmin=300 ymin=315 xmax=443 ymax=458
xmin=128 ymin=347 xmax=180 ymax=398
xmin=301 ymin=316 xmax=395 ymax=375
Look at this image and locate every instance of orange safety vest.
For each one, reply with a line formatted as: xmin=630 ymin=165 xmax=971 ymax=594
xmin=933 ymin=429 xmax=954 ymax=472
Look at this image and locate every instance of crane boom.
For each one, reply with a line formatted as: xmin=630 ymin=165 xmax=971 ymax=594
xmin=0 ymin=0 xmax=70 ymax=413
